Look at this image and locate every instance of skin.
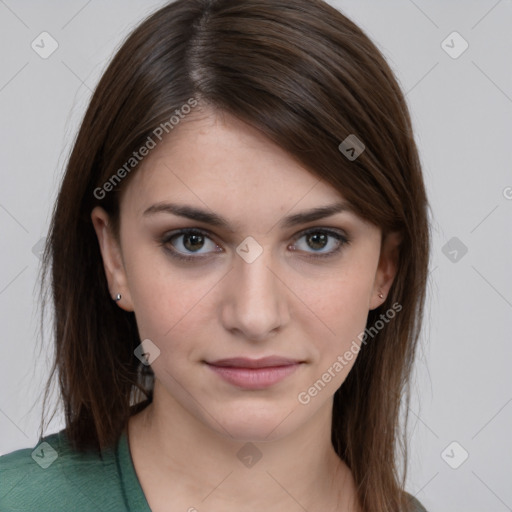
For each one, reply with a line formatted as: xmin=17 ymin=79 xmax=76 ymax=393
xmin=91 ymin=107 xmax=401 ymax=512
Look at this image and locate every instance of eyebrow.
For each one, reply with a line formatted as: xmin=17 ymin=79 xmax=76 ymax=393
xmin=142 ymin=201 xmax=352 ymax=230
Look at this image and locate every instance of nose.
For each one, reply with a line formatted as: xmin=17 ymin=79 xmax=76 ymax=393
xmin=220 ymin=247 xmax=289 ymax=342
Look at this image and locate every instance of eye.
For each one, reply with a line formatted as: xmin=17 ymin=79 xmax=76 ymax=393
xmin=161 ymin=229 xmax=221 ymax=262
xmin=290 ymin=228 xmax=350 ymax=259
xmin=160 ymin=227 xmax=350 ymax=263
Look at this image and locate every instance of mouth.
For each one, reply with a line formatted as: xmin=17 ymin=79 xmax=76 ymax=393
xmin=205 ymin=356 xmax=304 ymax=390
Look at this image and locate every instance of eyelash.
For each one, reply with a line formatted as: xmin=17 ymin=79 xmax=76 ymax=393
xmin=160 ymin=228 xmax=351 ymax=263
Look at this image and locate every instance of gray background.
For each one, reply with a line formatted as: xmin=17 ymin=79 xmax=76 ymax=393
xmin=1 ymin=1 xmax=511 ymax=511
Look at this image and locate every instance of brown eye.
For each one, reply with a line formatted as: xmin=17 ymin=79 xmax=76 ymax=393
xmin=305 ymin=232 xmax=328 ymax=250
xmin=181 ymin=232 xmax=206 ymax=252
xmin=292 ymin=229 xmax=350 ymax=258
xmin=161 ymin=229 xmax=221 ymax=262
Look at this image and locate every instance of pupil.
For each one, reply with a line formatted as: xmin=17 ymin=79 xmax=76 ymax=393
xmin=308 ymin=233 xmax=327 ymax=250
xmin=184 ymin=234 xmax=204 ymax=252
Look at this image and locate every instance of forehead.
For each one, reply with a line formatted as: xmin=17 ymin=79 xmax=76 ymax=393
xmin=120 ymin=108 xmax=347 ymax=222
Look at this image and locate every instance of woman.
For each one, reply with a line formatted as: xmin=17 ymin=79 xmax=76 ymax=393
xmin=0 ymin=0 xmax=430 ymax=510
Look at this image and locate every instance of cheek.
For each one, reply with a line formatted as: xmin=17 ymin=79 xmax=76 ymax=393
xmin=302 ymin=264 xmax=374 ymax=326
xmin=296 ymin=259 xmax=376 ymax=363
xmin=122 ymin=243 xmax=202 ymax=344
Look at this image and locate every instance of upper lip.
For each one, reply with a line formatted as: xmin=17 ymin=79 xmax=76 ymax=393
xmin=207 ymin=356 xmax=302 ymax=368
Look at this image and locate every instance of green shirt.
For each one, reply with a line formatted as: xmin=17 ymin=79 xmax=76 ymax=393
xmin=0 ymin=428 xmax=150 ymax=511
xmin=0 ymin=429 xmax=427 ymax=511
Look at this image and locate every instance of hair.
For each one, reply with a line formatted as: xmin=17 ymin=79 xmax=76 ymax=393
xmin=37 ymin=1 xmax=431 ymax=510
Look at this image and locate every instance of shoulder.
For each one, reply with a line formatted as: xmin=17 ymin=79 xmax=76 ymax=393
xmin=0 ymin=430 xmax=125 ymax=512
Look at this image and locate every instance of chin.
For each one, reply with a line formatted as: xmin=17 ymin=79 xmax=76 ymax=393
xmin=207 ymin=401 xmax=301 ymax=442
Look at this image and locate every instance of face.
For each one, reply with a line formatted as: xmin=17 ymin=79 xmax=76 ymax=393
xmin=91 ymin=108 xmax=400 ymax=442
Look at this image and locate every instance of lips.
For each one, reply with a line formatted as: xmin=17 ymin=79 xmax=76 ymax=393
xmin=205 ymin=356 xmax=303 ymax=389
xmin=208 ymin=356 xmax=301 ymax=368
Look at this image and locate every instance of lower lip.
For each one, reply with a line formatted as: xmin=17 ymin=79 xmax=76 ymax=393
xmin=206 ymin=363 xmax=301 ymax=390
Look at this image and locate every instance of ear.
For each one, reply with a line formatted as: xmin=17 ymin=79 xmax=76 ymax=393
xmin=369 ymin=230 xmax=402 ymax=311
xmin=90 ymin=206 xmax=134 ymax=312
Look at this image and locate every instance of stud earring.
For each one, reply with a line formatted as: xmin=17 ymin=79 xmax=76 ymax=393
xmin=378 ymin=292 xmax=384 ymax=299
xmin=114 ymin=293 xmax=122 ymax=302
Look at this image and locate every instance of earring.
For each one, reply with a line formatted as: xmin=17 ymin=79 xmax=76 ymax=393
xmin=114 ymin=293 xmax=122 ymax=302
xmin=378 ymin=292 xmax=384 ymax=299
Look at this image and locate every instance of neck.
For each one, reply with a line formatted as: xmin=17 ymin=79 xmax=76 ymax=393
xmin=128 ymin=380 xmax=360 ymax=511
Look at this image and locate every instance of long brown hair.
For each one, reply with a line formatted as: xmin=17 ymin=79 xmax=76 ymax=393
xmin=38 ymin=1 xmax=430 ymax=510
